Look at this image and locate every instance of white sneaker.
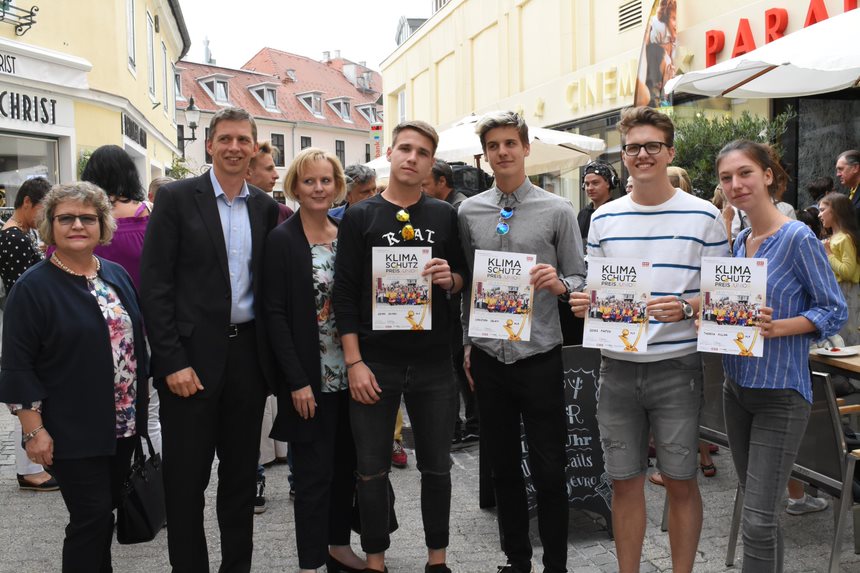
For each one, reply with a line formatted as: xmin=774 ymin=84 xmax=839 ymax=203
xmin=786 ymin=494 xmax=828 ymax=515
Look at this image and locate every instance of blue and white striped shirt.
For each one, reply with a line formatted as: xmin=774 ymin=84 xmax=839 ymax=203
xmin=587 ymin=189 xmax=730 ymax=362
xmin=722 ymin=221 xmax=847 ymax=402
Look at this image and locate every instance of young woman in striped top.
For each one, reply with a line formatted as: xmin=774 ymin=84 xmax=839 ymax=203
xmin=717 ymin=140 xmax=847 ymax=572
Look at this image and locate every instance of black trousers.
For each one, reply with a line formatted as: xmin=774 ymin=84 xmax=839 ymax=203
xmin=51 ymin=436 xmax=137 ymax=573
xmin=290 ymin=389 xmax=356 ymax=569
xmin=159 ymin=328 xmax=268 ymax=573
xmin=471 ymin=345 xmax=569 ymax=573
xmin=452 ymin=345 xmax=479 ymax=435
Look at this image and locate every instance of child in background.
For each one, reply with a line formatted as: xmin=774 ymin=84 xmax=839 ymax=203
xmin=819 ymin=192 xmax=860 ymax=345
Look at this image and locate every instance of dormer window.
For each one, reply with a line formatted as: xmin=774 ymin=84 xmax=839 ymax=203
xmin=357 ymin=104 xmax=379 ymax=124
xmin=249 ymin=82 xmax=279 ymax=111
xmin=297 ymin=91 xmax=324 ymax=118
xmin=198 ymin=74 xmax=233 ymax=105
xmin=327 ymin=98 xmax=352 ymax=122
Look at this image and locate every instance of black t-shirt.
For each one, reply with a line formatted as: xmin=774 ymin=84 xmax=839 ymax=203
xmin=333 ymin=193 xmax=468 ymax=365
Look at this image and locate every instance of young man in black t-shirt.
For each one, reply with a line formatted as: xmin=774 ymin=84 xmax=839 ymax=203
xmin=333 ymin=120 xmax=467 ymax=573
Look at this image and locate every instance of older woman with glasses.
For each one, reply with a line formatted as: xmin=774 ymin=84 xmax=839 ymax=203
xmin=0 ymin=182 xmax=149 ymax=573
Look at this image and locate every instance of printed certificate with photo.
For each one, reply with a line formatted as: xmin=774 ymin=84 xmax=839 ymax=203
xmin=583 ymin=257 xmax=651 ymax=352
xmin=698 ymin=256 xmax=767 ymax=357
xmin=371 ymin=246 xmax=433 ymax=331
xmin=468 ymin=250 xmax=536 ymax=341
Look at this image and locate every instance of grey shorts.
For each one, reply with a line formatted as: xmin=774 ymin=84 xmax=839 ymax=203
xmin=596 ymin=352 xmax=704 ymax=481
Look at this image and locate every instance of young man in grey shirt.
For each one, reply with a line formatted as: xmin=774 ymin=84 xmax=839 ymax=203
xmin=458 ymin=111 xmax=586 ymax=573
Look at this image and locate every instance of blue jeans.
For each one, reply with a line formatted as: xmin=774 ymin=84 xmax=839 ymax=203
xmin=349 ymin=358 xmax=457 ymax=554
xmin=723 ymin=377 xmax=811 ymax=573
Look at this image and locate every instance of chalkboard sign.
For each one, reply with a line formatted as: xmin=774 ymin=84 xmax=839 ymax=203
xmin=518 ymin=345 xmax=613 ymax=536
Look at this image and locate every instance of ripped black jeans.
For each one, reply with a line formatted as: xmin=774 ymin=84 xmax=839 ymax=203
xmin=349 ymin=358 xmax=457 ymax=554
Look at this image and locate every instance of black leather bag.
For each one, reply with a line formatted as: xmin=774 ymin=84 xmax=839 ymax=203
xmin=116 ymin=433 xmax=166 ymax=544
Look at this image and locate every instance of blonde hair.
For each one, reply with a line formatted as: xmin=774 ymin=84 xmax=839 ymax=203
xmin=38 ymin=182 xmax=116 ymax=246
xmin=667 ymin=166 xmax=692 ymax=193
xmin=283 ymin=147 xmax=347 ymax=204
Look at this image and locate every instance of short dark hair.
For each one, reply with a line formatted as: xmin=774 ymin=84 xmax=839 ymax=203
xmin=208 ymin=107 xmax=258 ymax=143
xmin=431 ymin=159 xmax=453 ymax=189
xmin=797 ymin=207 xmax=822 ymax=239
xmin=81 ymin=145 xmax=144 ymax=201
xmin=391 ymin=120 xmax=439 ymax=155
xmin=618 ymin=106 xmax=675 ymax=147
xmin=14 ymin=177 xmax=51 ymax=209
xmin=806 ymin=176 xmax=834 ymax=200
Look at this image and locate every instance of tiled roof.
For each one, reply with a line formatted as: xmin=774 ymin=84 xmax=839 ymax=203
xmin=177 ymin=48 xmax=382 ymax=131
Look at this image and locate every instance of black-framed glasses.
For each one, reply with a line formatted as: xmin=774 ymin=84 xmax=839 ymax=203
xmin=621 ymin=141 xmax=670 ymax=156
xmin=496 ymin=206 xmax=514 ymax=235
xmin=53 ymin=214 xmax=100 ymax=227
xmin=395 ymin=209 xmax=415 ymax=240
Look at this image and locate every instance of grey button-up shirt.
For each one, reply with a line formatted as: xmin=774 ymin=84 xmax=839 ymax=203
xmin=458 ymin=178 xmax=586 ymax=364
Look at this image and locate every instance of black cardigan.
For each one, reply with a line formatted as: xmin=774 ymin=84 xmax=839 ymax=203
xmin=0 ymin=258 xmax=149 ymax=459
xmin=263 ymin=212 xmax=337 ymax=443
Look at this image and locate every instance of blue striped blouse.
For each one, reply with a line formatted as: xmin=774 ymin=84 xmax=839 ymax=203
xmin=722 ymin=221 xmax=847 ymax=402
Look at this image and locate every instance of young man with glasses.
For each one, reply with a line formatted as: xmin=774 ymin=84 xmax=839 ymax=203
xmin=333 ymin=120 xmax=467 ymax=573
xmin=458 ymin=111 xmax=586 ymax=573
xmin=570 ymin=106 xmax=729 ymax=573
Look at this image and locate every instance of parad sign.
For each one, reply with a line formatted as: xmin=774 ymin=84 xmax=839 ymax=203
xmin=705 ymin=0 xmax=858 ymax=67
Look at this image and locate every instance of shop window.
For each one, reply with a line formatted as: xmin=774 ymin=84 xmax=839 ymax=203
xmin=335 ymin=140 xmax=345 ymax=166
xmin=0 ymin=134 xmax=59 ymax=206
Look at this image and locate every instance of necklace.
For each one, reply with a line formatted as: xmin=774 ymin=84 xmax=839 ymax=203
xmin=52 ymin=253 xmax=100 ymax=280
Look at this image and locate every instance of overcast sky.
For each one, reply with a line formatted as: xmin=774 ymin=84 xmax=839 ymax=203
xmin=178 ymin=0 xmax=431 ymax=71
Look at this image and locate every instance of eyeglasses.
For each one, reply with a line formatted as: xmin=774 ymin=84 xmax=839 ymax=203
xmin=395 ymin=209 xmax=415 ymax=240
xmin=496 ymin=206 xmax=514 ymax=235
xmin=621 ymin=141 xmax=670 ymax=156
xmin=53 ymin=214 xmax=100 ymax=227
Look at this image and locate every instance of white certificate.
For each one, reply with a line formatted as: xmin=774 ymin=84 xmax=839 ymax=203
xmin=371 ymin=246 xmax=433 ymax=331
xmin=583 ymin=258 xmax=651 ymax=352
xmin=698 ymin=257 xmax=767 ymax=357
xmin=468 ymin=250 xmax=536 ymax=341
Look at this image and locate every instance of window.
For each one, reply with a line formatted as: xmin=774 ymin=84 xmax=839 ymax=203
xmin=271 ymin=134 xmax=285 ymax=167
xmin=251 ymin=86 xmax=278 ymax=111
xmin=398 ymin=91 xmax=406 ymax=123
xmin=365 ymin=143 xmax=371 ymax=163
xmin=146 ymin=12 xmax=155 ymax=96
xmin=300 ymin=136 xmax=312 ymax=150
xmin=335 ymin=140 xmax=345 ymax=166
xmin=357 ymin=104 xmax=380 ymax=124
xmin=174 ymin=66 xmax=183 ymax=100
xmin=204 ymin=127 xmax=212 ymax=164
xmin=162 ymin=43 xmax=169 ymax=114
xmin=127 ymin=0 xmax=136 ymax=69
xmin=327 ymin=98 xmax=352 ymax=122
xmin=202 ymin=79 xmax=229 ymax=103
xmin=297 ymin=92 xmax=323 ymax=117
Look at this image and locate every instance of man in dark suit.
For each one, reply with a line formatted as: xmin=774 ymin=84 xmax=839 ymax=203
xmin=836 ymin=149 xmax=860 ymax=227
xmin=140 ymin=107 xmax=279 ymax=572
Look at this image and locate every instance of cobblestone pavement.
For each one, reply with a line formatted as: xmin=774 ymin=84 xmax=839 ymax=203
xmin=1 ymin=406 xmax=858 ymax=572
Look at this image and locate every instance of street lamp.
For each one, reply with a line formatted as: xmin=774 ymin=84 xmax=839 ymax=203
xmin=179 ymin=96 xmax=200 ymax=158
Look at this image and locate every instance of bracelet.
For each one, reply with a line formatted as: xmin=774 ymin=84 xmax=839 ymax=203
xmin=22 ymin=425 xmax=44 ymax=444
xmin=346 ymin=359 xmax=364 ymax=370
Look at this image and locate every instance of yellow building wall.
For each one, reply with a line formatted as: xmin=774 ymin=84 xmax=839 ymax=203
xmin=73 ymin=102 xmax=124 ymax=152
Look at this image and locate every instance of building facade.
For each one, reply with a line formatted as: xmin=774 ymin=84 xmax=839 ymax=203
xmin=381 ymin=0 xmax=858 ymax=209
xmin=0 ymin=0 xmax=190 ymax=205
xmin=175 ymin=49 xmax=383 ymax=199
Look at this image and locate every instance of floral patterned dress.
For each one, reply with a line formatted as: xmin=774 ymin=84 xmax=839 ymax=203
xmin=89 ymin=276 xmax=137 ymax=437
xmin=312 ymin=242 xmax=346 ymax=393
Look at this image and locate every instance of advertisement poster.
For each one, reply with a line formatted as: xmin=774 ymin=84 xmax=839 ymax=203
xmin=634 ymin=0 xmax=680 ymax=108
xmin=371 ymin=246 xmax=432 ymax=331
xmin=583 ymin=258 xmax=651 ymax=352
xmin=468 ymin=249 xmax=536 ymax=341
xmin=698 ymin=257 xmax=767 ymax=357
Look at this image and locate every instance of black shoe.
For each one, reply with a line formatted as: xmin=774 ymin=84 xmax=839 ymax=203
xmin=451 ymin=430 xmax=463 ymax=445
xmin=426 ymin=564 xmax=452 ymax=573
xmin=326 ymin=554 xmax=364 ymax=573
xmin=17 ymin=473 xmax=59 ymax=492
xmin=289 ymin=485 xmax=296 ymax=499
xmin=254 ymin=476 xmax=266 ymax=514
xmin=462 ymin=431 xmax=480 ymax=443
xmin=496 ymin=563 xmax=534 ymax=573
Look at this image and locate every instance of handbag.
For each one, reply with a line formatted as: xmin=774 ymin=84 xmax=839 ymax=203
xmin=116 ymin=433 xmax=166 ymax=544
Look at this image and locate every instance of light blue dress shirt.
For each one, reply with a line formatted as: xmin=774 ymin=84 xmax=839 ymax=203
xmin=210 ymin=169 xmax=254 ymax=323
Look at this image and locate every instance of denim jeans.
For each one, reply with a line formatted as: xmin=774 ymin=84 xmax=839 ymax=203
xmin=470 ymin=345 xmax=569 ymax=573
xmin=350 ymin=358 xmax=457 ymax=554
xmin=723 ymin=377 xmax=811 ymax=573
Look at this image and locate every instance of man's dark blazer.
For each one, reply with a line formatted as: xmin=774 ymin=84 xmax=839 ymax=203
xmin=139 ymin=171 xmax=279 ymax=395
xmin=851 ymin=188 xmax=860 ymax=229
xmin=262 ymin=211 xmax=335 ymax=443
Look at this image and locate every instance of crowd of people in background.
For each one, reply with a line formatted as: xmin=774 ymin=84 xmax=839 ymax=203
xmin=0 ymin=102 xmax=857 ymax=573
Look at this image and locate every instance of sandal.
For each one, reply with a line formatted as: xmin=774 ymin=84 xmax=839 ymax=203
xmin=701 ymin=463 xmax=717 ymax=477
xmin=648 ymin=471 xmax=665 ymax=487
xmin=707 ymin=444 xmax=720 ymax=454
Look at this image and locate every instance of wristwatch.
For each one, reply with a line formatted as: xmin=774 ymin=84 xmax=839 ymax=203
xmin=677 ymin=297 xmax=694 ymax=320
